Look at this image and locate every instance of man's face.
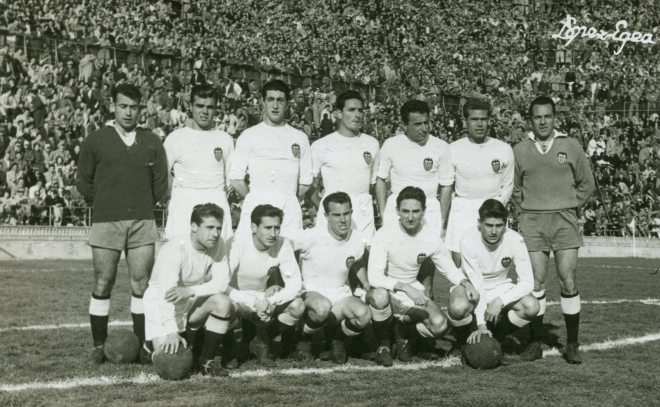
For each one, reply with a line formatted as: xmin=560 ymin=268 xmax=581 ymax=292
xmin=263 ymin=90 xmax=287 ymax=125
xmin=339 ymin=98 xmax=363 ymax=134
xmin=325 ymin=201 xmax=352 ymax=238
xmin=404 ymin=112 xmax=430 ymax=144
xmin=465 ymin=109 xmax=490 ymax=142
xmin=479 ymin=216 xmax=506 ymax=245
xmin=530 ymin=104 xmax=555 ymax=139
xmin=251 ymin=216 xmax=281 ymax=249
xmin=396 ymin=198 xmax=425 ymax=233
xmin=114 ymin=93 xmax=141 ymax=131
xmin=191 ymin=95 xmax=216 ymax=130
xmin=191 ymin=216 xmax=222 ymax=250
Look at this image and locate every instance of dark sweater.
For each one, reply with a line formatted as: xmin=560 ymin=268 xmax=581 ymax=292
xmin=512 ymin=136 xmax=596 ymax=212
xmin=76 ymin=126 xmax=168 ymax=222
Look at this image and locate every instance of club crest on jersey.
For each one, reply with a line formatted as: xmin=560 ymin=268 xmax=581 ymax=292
xmin=557 ymin=152 xmax=567 ymax=165
xmin=423 ymin=157 xmax=433 ymax=171
xmin=363 ymin=151 xmax=372 ymax=165
xmin=501 ymin=257 xmax=512 ymax=268
xmin=214 ymin=147 xmax=223 ymax=162
xmin=417 ymin=253 xmax=427 ymax=265
xmin=346 ymin=255 xmax=355 ymax=269
xmin=491 ymin=159 xmax=501 ymax=173
xmin=292 ymin=143 xmax=301 ymax=158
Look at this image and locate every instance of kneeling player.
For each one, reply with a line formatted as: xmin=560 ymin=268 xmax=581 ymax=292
xmin=290 ymin=192 xmax=371 ymax=364
xmin=448 ymin=199 xmax=540 ymax=350
xmin=367 ymin=186 xmax=479 ymax=366
xmin=143 ymin=203 xmax=237 ymax=377
xmin=225 ymin=204 xmax=304 ymax=367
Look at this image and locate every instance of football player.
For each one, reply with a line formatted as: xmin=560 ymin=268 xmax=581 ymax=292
xmin=447 ymin=199 xmax=539 ymax=350
xmin=225 ymin=204 xmax=304 ymax=367
xmin=142 ymin=203 xmax=236 ymax=377
xmin=367 ymin=186 xmax=478 ymax=366
xmin=164 ymin=84 xmax=234 ymax=241
xmin=229 ymin=80 xmax=313 ymax=239
xmin=513 ymin=96 xmax=595 ymax=364
xmin=289 ymin=192 xmax=372 ymax=364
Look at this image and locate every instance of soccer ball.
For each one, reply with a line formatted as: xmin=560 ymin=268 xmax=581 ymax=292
xmin=153 ymin=347 xmax=194 ymax=381
xmin=462 ymin=336 xmax=502 ymax=370
xmin=104 ymin=329 xmax=140 ymax=364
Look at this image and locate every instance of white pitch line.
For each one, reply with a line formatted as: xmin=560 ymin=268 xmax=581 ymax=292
xmin=3 ymin=332 xmax=660 ymax=392
xmin=2 ymin=298 xmax=658 ymax=333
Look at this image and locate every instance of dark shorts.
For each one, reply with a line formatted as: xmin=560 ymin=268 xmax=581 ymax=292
xmin=88 ymin=220 xmax=160 ymax=251
xmin=519 ymin=210 xmax=583 ymax=252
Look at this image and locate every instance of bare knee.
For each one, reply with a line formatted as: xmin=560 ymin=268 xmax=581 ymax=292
xmin=351 ymin=303 xmax=372 ymax=329
xmin=448 ymin=296 xmax=473 ymax=320
xmin=307 ymin=297 xmax=332 ymax=323
xmin=428 ymin=314 xmax=449 ymax=338
xmin=366 ymin=288 xmax=390 ymax=309
xmin=208 ymin=294 xmax=232 ymax=317
xmin=520 ymin=296 xmax=540 ymax=320
xmin=559 ymin=276 xmax=578 ymax=295
xmin=287 ymin=298 xmax=305 ymax=319
xmin=130 ymin=276 xmax=150 ymax=296
xmin=93 ymin=273 xmax=116 ymax=297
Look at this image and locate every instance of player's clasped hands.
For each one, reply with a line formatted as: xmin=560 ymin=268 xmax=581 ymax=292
xmin=254 ymin=297 xmax=273 ymax=322
xmin=165 ymin=287 xmax=195 ymax=303
xmin=161 ymin=332 xmax=188 ymax=354
xmin=467 ymin=325 xmax=492 ymax=344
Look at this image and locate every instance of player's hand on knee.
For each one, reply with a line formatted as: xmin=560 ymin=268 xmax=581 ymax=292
xmin=467 ymin=325 xmax=492 ymax=344
xmin=462 ymin=280 xmax=480 ymax=303
xmin=264 ymin=285 xmax=283 ymax=298
xmin=162 ymin=332 xmax=187 ymax=354
xmin=165 ymin=287 xmax=194 ymax=303
xmin=485 ymin=298 xmax=504 ymax=323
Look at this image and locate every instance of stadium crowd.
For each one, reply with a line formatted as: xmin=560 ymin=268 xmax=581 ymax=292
xmin=0 ymin=0 xmax=658 ymax=234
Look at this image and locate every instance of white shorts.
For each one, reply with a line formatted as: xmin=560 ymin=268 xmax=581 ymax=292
xmin=445 ymin=197 xmax=486 ymax=252
xmin=383 ymin=194 xmax=443 ymax=235
xmin=165 ymin=186 xmax=233 ymax=241
xmin=236 ymin=190 xmax=302 ymax=238
xmin=315 ymin=192 xmax=375 ymax=245
xmin=303 ymin=284 xmax=354 ymax=306
xmin=389 ymin=280 xmax=426 ymax=321
xmin=144 ymin=289 xmax=199 ymax=341
xmin=450 ymin=280 xmax=517 ymax=305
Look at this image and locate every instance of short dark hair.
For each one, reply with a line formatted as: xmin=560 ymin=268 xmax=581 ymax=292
xmin=190 ymin=203 xmax=224 ymax=227
xmin=336 ymin=90 xmax=364 ymax=111
xmin=400 ymin=100 xmax=430 ymax=124
xmin=112 ymin=83 xmax=142 ymax=104
xmin=478 ymin=199 xmax=507 ymax=223
xmin=260 ymin=80 xmax=290 ymax=101
xmin=322 ymin=191 xmax=352 ymax=214
xmin=251 ymin=204 xmax=284 ymax=226
xmin=396 ymin=186 xmax=426 ymax=210
xmin=528 ymin=95 xmax=555 ymax=119
xmin=190 ymin=84 xmax=217 ymax=105
xmin=463 ymin=99 xmax=492 ymax=119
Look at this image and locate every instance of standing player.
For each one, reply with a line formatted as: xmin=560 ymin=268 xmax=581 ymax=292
xmin=445 ymin=99 xmax=514 ymax=267
xmin=225 ymin=204 xmax=304 ymax=367
xmin=143 ymin=204 xmax=236 ymax=377
xmin=77 ymin=83 xmax=168 ymax=365
xmin=513 ymin=96 xmax=595 ymax=364
xmin=164 ymin=84 xmax=234 ymax=241
xmin=289 ymin=192 xmax=372 ymax=364
xmin=310 ymin=90 xmax=379 ymax=246
xmin=367 ymin=186 xmax=479 ymax=366
xmin=229 ymin=80 xmax=313 ymax=238
xmin=447 ymin=199 xmax=539 ymax=349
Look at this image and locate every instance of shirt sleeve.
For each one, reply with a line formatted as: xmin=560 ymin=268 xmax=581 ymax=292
xmin=376 ymin=140 xmax=392 ymax=180
xmin=512 ymin=145 xmax=523 ymax=206
xmin=496 ymin=145 xmax=515 ymax=204
xmin=154 ymin=244 xmax=184 ymax=336
xmin=310 ymin=139 xmax=324 ymax=179
xmin=438 ymin=141 xmax=454 ymax=186
xmin=370 ymin=142 xmax=381 ymax=185
xmin=298 ymin=135 xmax=314 ymax=185
xmin=190 ymin=242 xmax=232 ymax=298
xmin=228 ymin=132 xmax=250 ymax=181
xmin=152 ymin=135 xmax=169 ymax=202
xmin=367 ymin=233 xmax=399 ymax=291
xmin=498 ymin=235 xmax=534 ymax=306
xmin=267 ymin=240 xmax=302 ymax=305
xmin=460 ymin=241 xmax=487 ymax=326
xmin=75 ymin=135 xmax=96 ymax=203
xmin=430 ymin=238 xmax=465 ymax=286
xmin=225 ymin=239 xmax=257 ymax=309
xmin=572 ymin=142 xmax=596 ymax=208
xmin=223 ymin=134 xmax=235 ymax=187
xmin=163 ymin=135 xmax=177 ymax=174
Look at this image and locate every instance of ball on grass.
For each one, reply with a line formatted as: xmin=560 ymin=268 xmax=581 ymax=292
xmin=103 ymin=329 xmax=140 ymax=364
xmin=462 ymin=335 xmax=502 ymax=370
xmin=153 ymin=347 xmax=194 ymax=381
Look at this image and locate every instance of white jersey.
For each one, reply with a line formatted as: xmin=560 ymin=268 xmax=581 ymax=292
xmin=377 ymin=134 xmax=453 ymax=198
xmin=164 ymin=127 xmax=234 ymax=190
xmin=311 ymin=131 xmax=380 ymax=195
xmin=143 ymin=234 xmax=230 ymax=336
xmin=226 ymin=234 xmax=302 ymax=309
xmin=291 ymin=226 xmax=366 ymax=292
xmin=447 ymin=137 xmax=514 ymax=201
xmin=460 ymin=226 xmax=533 ymax=326
xmin=368 ymin=222 xmax=465 ymax=291
xmin=228 ymin=122 xmax=313 ymax=195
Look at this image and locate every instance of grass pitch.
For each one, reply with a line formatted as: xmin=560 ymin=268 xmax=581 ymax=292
xmin=0 ymin=258 xmax=659 ymax=406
